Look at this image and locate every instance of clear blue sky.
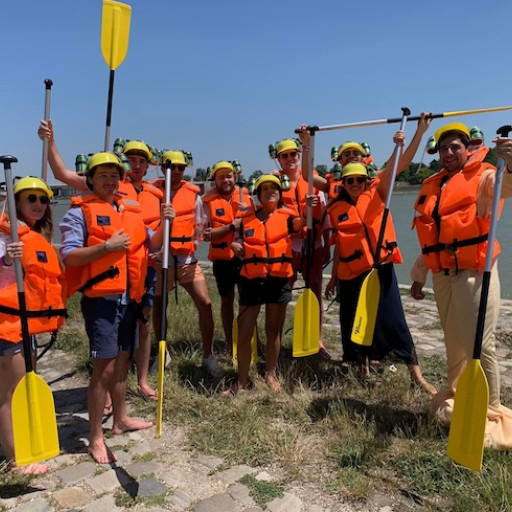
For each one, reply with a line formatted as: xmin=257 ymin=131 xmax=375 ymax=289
xmin=1 ymin=0 xmax=511 ymax=183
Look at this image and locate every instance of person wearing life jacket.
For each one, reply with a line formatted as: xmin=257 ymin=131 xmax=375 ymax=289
xmin=203 ymin=160 xmax=254 ymax=353
xmin=37 ymin=121 xmax=165 ymax=407
xmin=152 ymin=150 xmax=222 ymax=379
xmin=59 ymin=151 xmax=171 ymax=464
xmin=0 ymin=176 xmax=65 ymax=475
xmin=271 ymin=138 xmax=331 ymax=359
xmin=229 ymin=175 xmax=315 ymax=394
xmin=324 ymin=162 xmax=435 ymax=393
xmin=411 ymin=122 xmax=512 ymax=449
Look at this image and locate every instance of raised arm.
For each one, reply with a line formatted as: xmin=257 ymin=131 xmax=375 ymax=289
xmin=38 ymin=120 xmax=88 ymax=192
xmin=297 ymin=124 xmax=329 ymax=191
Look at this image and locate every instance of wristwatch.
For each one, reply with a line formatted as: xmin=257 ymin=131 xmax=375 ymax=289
xmin=229 ymin=223 xmax=236 ymax=231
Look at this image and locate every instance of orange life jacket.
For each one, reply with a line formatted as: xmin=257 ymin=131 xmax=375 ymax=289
xmin=240 ymin=208 xmax=295 ymax=279
xmin=65 ymin=193 xmax=148 ymax=302
xmin=327 ymin=181 xmax=402 ymax=280
xmin=203 ymin=186 xmax=252 ymax=261
xmin=118 ymin=180 xmax=163 ymax=231
xmin=413 ymin=148 xmax=499 ymax=273
xmin=0 ymin=219 xmax=67 ymax=342
xmin=325 ymin=173 xmax=343 ymax=202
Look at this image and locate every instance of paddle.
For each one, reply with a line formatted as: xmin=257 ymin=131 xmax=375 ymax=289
xmin=101 ymin=0 xmax=131 ymax=151
xmin=293 ymin=127 xmax=320 ymax=357
xmin=156 ymin=160 xmax=172 ymax=438
xmin=40 ymin=79 xmax=53 ymax=181
xmin=351 ymin=107 xmax=410 ymax=346
xmin=295 ymin=106 xmax=512 ymax=134
xmin=447 ymin=124 xmax=512 ymax=472
xmin=0 ymin=156 xmax=60 ymax=466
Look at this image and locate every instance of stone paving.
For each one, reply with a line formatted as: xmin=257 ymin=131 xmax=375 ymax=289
xmin=2 ymin=285 xmax=512 ymax=512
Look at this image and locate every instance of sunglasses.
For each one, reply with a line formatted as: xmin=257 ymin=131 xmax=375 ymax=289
xmin=344 ymin=176 xmax=366 ymax=185
xmin=171 ymin=165 xmax=186 ymax=171
xmin=342 ymin=150 xmax=362 ymax=158
xmin=26 ymin=194 xmax=50 ymax=205
xmin=280 ymin=151 xmax=299 ymax=160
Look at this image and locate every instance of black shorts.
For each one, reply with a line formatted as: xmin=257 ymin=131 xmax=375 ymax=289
xmin=213 ymin=258 xmax=242 ymax=297
xmin=238 ymin=276 xmax=291 ymax=306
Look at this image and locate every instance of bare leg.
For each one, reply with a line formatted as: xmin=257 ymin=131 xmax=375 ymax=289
xmin=88 ymin=357 xmax=118 ymax=463
xmin=135 ymin=307 xmax=157 ymax=399
xmin=264 ymin=303 xmax=287 ymax=392
xmin=235 ymin=305 xmax=260 ymax=391
xmin=111 ymin=350 xmax=153 ymax=435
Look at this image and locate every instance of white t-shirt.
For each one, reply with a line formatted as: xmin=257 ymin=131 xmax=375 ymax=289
xmin=0 ymin=233 xmax=16 ymax=289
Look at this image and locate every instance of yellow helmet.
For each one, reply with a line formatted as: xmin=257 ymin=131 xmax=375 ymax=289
xmin=254 ymin=174 xmax=282 ymax=191
xmin=338 ymin=142 xmax=365 ymax=159
xmin=87 ymin=152 xmax=124 ymax=177
xmin=160 ymin=150 xmax=187 ymax=167
xmin=123 ymin=140 xmax=152 ymax=160
xmin=13 ymin=176 xmax=53 ymax=198
xmin=434 ymin=122 xmax=470 ymax=144
xmin=276 ymin=139 xmax=301 ymax=155
xmin=211 ymin=161 xmax=234 ymax=178
xmin=341 ymin=163 xmax=368 ymax=179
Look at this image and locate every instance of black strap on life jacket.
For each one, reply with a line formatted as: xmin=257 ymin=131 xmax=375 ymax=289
xmin=0 ymin=304 xmax=67 ymax=318
xmin=78 ymin=266 xmax=120 ymax=293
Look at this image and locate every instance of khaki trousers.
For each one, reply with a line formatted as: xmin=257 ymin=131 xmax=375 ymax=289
xmin=432 ymin=263 xmax=501 ymax=406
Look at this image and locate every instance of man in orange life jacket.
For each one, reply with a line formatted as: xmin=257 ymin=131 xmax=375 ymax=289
xmin=59 ymin=152 xmax=171 ymax=464
xmin=37 ymin=121 xmax=163 ymax=404
xmin=152 ymin=151 xmax=223 ymax=378
xmin=203 ymin=161 xmax=254 ymax=353
xmin=272 ymin=138 xmax=331 ymax=358
xmin=411 ymin=122 xmax=512 ymax=448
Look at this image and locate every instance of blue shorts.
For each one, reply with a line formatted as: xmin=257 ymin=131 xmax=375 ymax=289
xmin=0 ymin=336 xmax=36 ymax=357
xmin=81 ymin=295 xmax=138 ymax=359
xmin=141 ymin=266 xmax=157 ymax=309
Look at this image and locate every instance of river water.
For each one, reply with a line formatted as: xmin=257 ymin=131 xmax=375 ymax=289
xmin=52 ymin=192 xmax=512 ymax=298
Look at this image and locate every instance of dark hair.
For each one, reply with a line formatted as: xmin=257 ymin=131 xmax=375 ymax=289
xmin=438 ymin=131 xmax=470 ymax=149
xmin=256 ymin=183 xmax=283 ymax=203
xmin=15 ymin=192 xmax=53 ymax=242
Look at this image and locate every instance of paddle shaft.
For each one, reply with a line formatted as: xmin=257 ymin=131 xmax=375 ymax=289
xmin=371 ymin=107 xmax=410 ymax=266
xmin=295 ymin=106 xmax=512 ymax=134
xmin=0 ymin=156 xmax=33 ymax=372
xmin=472 ymin=125 xmax=512 ymax=360
xmin=41 ymin=79 xmax=53 ymax=181
xmin=305 ymin=127 xmax=316 ymax=287
xmin=104 ymin=70 xmax=115 ymax=151
xmin=160 ymin=164 xmax=172 ymax=340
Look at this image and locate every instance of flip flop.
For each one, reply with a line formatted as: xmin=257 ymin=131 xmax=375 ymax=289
xmin=137 ymin=387 xmax=158 ymax=402
xmin=103 ymin=403 xmax=113 ymax=416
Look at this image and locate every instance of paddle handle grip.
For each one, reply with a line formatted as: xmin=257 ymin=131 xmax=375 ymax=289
xmin=41 ymin=79 xmax=53 ymax=181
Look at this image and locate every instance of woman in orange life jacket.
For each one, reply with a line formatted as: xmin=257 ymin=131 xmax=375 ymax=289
xmin=228 ymin=174 xmax=317 ymax=394
xmin=0 ymin=177 xmax=66 ymax=475
xmin=324 ymin=162 xmax=436 ymax=393
xmin=59 ymin=152 xmax=172 ymax=464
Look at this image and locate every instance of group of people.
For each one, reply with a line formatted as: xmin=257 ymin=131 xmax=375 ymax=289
xmin=2 ymin=113 xmax=512 ymax=474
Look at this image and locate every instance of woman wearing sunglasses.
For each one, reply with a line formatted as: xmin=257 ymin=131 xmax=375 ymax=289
xmin=0 ymin=176 xmax=66 ymax=474
xmin=325 ymin=163 xmax=436 ymax=394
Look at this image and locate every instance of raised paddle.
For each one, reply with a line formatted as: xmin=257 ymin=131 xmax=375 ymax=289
xmin=294 ymin=106 xmax=512 ymax=134
xmin=0 ymin=156 xmax=60 ymax=466
xmin=40 ymin=79 xmax=53 ymax=181
xmin=293 ymin=127 xmax=320 ymax=357
xmin=156 ymin=160 xmax=172 ymax=438
xmin=351 ymin=107 xmax=410 ymax=346
xmin=446 ymin=124 xmax=512 ymax=472
xmin=101 ymin=0 xmax=131 ymax=151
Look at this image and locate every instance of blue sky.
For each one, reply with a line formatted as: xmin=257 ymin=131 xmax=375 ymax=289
xmin=1 ymin=0 xmax=511 ymax=183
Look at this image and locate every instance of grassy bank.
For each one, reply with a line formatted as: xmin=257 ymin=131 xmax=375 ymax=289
xmin=4 ymin=272 xmax=512 ymax=511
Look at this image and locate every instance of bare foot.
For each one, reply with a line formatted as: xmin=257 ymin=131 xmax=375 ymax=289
xmin=137 ymin=385 xmax=158 ymax=402
xmin=112 ymin=417 xmax=153 ymax=435
xmin=88 ymin=440 xmax=117 ymax=464
xmin=415 ymin=378 xmax=438 ymax=396
xmin=265 ymin=374 xmax=282 ymax=392
xmin=11 ymin=463 xmax=51 ymax=475
xmin=222 ymin=381 xmax=248 ymax=396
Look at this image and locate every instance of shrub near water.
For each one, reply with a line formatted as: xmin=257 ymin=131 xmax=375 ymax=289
xmin=14 ymin=270 xmax=512 ymax=510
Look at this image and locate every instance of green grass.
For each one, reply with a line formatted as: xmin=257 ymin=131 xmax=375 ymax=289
xmin=239 ymin=474 xmax=284 ymax=506
xmin=5 ymin=269 xmax=512 ymax=511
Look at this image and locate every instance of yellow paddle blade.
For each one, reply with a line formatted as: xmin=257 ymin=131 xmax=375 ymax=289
xmin=351 ymin=269 xmax=380 ymax=346
xmin=12 ymin=371 xmax=59 ymax=466
xmin=101 ymin=0 xmax=131 ymax=70
xmin=293 ymin=289 xmax=320 ymax=357
xmin=155 ymin=340 xmax=166 ymax=438
xmin=447 ymin=360 xmax=489 ymax=472
xmin=232 ymin=319 xmax=257 ymax=367
xmin=443 ymin=106 xmax=512 ymax=118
